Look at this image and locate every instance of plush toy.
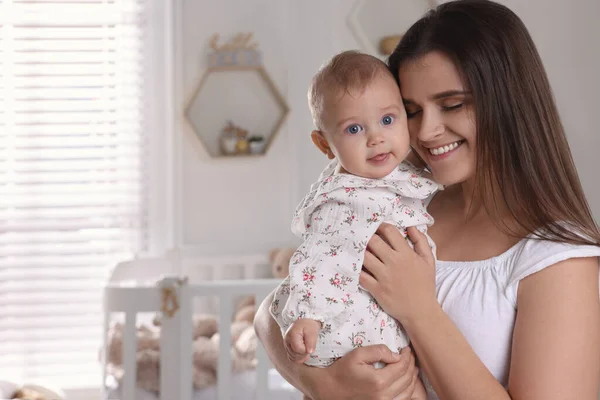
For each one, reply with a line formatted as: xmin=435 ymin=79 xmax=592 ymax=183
xmin=104 ymin=248 xmax=297 ymax=394
xmin=0 ymin=382 xmax=65 ymax=400
xmin=231 ymin=247 xmax=295 ymax=324
xmin=105 ymin=321 xmax=160 ymax=367
xmin=12 ymin=388 xmax=49 ymax=400
xmin=232 ymin=296 xmax=257 ymax=325
xmin=192 ymin=314 xmax=219 ymax=339
xmin=268 ymin=247 xmax=295 ymax=278
xmin=105 ymin=317 xmax=259 ymax=394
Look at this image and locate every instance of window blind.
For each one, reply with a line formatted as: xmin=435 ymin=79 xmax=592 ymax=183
xmin=0 ymin=0 xmax=151 ymax=388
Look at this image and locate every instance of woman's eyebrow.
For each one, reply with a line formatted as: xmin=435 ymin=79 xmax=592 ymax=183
xmin=431 ymin=90 xmax=470 ymax=100
xmin=402 ymin=90 xmax=470 ymax=105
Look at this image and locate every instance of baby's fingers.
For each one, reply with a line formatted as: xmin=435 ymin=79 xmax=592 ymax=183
xmin=287 ymin=350 xmax=309 ymax=363
xmin=284 ymin=340 xmax=308 ymax=364
xmin=289 ymin=331 xmax=307 ymax=355
xmin=303 ymin=324 xmax=320 ymax=355
xmin=288 ymin=348 xmax=311 ymax=364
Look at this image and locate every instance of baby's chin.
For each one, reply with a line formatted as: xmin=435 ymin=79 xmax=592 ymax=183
xmin=343 ymin=163 xmax=397 ymax=180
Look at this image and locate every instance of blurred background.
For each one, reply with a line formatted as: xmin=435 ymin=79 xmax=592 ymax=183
xmin=0 ymin=0 xmax=598 ymax=398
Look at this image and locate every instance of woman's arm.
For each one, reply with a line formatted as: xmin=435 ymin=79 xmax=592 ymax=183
xmin=253 ymin=291 xmax=310 ymax=394
xmin=406 ymin=257 xmax=600 ymax=400
xmin=253 ymin=290 xmax=421 ymax=400
xmin=361 ymin=225 xmax=600 ymax=400
xmin=508 ymin=257 xmax=600 ymax=399
xmin=361 ymin=225 xmax=510 ymax=399
xmin=399 ymin=297 xmax=511 ymax=400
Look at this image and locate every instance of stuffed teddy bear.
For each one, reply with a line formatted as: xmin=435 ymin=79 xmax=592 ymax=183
xmin=231 ymin=247 xmax=295 ymax=324
xmin=0 ymin=381 xmax=65 ymax=400
xmin=268 ymin=247 xmax=294 ymax=278
xmin=105 ymin=316 xmax=259 ymax=394
xmin=12 ymin=388 xmax=48 ymax=400
xmin=104 ymin=248 xmax=297 ymax=394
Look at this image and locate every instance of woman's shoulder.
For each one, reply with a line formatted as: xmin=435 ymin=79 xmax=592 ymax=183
xmin=506 ymin=232 xmax=600 ymax=296
xmin=512 ymin=235 xmax=600 ymax=267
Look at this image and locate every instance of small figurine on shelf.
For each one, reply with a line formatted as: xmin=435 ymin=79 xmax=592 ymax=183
xmin=235 ymin=126 xmax=250 ymax=154
xmin=220 ymin=120 xmax=238 ymax=154
xmin=220 ymin=120 xmax=250 ymax=155
xmin=248 ymin=135 xmax=266 ymax=154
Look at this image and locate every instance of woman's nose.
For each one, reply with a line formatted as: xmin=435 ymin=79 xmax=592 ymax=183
xmin=417 ymin=111 xmax=445 ymax=142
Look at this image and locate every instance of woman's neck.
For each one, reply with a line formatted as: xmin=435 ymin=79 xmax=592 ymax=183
xmin=455 ymin=178 xmax=487 ymax=220
xmin=429 ymin=181 xmax=524 ymax=262
xmin=452 ymin=178 xmax=524 ymax=237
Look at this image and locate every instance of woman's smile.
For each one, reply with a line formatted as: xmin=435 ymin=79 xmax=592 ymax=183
xmin=425 ymin=140 xmax=465 ymax=161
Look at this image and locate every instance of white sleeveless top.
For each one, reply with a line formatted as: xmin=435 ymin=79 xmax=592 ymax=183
xmin=424 ymin=235 xmax=600 ymax=399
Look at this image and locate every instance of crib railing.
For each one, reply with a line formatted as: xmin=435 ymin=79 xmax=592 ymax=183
xmin=103 ymin=277 xmax=282 ymax=400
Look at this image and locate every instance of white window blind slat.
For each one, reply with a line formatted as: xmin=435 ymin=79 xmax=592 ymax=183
xmin=0 ymin=234 xmax=138 ymax=246
xmin=6 ymin=123 xmax=142 ymax=133
xmin=1 ymin=327 xmax=101 ymax=342
xmin=0 ymin=340 xmax=103 ymax=357
xmin=0 ymin=0 xmax=152 ymax=388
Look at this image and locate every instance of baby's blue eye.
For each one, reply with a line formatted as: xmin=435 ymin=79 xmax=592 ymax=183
xmin=381 ymin=115 xmax=394 ymax=125
xmin=346 ymin=124 xmax=363 ymax=134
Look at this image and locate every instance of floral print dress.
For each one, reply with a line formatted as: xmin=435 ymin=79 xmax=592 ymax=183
xmin=270 ymin=159 xmax=441 ymax=367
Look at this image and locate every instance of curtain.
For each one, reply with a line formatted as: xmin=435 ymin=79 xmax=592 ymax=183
xmin=0 ymin=0 xmax=152 ymax=388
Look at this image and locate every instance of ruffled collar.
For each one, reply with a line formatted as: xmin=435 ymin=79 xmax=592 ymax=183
xmin=308 ymin=159 xmax=441 ymax=200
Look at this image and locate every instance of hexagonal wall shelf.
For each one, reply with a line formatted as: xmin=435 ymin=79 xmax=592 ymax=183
xmin=348 ymin=0 xmax=438 ymax=57
xmin=185 ymin=33 xmax=290 ymax=158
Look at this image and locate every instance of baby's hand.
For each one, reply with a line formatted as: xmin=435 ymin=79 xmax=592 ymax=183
xmin=284 ymin=318 xmax=321 ymax=364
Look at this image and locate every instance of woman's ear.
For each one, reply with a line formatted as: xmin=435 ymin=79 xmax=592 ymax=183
xmin=311 ymin=130 xmax=335 ymax=159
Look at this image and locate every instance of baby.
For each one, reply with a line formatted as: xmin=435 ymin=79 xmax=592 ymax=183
xmin=270 ymin=50 xmax=440 ymax=398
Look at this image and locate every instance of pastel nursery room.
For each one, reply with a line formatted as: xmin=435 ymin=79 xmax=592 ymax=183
xmin=1 ymin=0 xmax=599 ymax=399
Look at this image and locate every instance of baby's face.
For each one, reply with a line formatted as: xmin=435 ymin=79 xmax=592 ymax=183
xmin=320 ymin=73 xmax=410 ymax=179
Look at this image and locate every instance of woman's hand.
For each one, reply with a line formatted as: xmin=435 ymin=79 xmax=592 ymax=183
xmin=360 ymin=224 xmax=438 ymax=324
xmin=254 ymin=291 xmax=420 ymax=400
xmin=303 ymin=345 xmax=420 ymax=400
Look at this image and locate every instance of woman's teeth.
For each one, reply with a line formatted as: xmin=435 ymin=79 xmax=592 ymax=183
xmin=429 ymin=141 xmax=462 ymax=156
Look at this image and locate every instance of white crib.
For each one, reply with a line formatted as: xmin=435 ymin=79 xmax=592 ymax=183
xmin=101 ymin=248 xmax=301 ymax=400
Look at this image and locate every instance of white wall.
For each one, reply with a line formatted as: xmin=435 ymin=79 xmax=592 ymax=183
xmin=177 ymin=0 xmax=600 ymax=255
xmin=487 ymin=0 xmax=600 ymax=223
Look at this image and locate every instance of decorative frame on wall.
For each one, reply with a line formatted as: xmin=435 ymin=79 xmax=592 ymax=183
xmin=185 ymin=33 xmax=290 ymax=158
xmin=348 ymin=0 xmax=438 ymax=57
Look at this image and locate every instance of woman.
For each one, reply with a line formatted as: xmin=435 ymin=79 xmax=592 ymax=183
xmin=254 ymin=1 xmax=600 ymax=399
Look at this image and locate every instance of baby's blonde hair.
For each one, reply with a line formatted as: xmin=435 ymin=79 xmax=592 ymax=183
xmin=308 ymin=50 xmax=395 ymax=131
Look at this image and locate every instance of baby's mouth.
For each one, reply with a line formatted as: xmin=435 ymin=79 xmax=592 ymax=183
xmin=369 ymin=153 xmax=390 ymax=162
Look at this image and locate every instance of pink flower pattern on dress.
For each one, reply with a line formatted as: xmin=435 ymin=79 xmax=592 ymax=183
xmin=329 ymin=273 xmax=352 ymax=289
xmin=344 ymin=187 xmax=358 ymax=197
xmin=291 ymin=249 xmax=308 ymax=266
xmin=341 ymin=293 xmax=354 ymax=308
xmin=270 ymin=160 xmax=440 ymax=367
xmin=343 ymin=210 xmax=357 ymax=226
xmin=350 ymin=332 xmax=367 ymax=348
xmin=368 ymin=297 xmax=382 ymax=318
xmin=301 ymin=266 xmax=317 ymax=287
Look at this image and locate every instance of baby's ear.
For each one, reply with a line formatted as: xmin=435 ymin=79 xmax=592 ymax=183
xmin=311 ymin=130 xmax=335 ymax=159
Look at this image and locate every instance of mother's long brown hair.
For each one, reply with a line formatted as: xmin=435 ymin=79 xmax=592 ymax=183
xmin=388 ymin=0 xmax=600 ymax=246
